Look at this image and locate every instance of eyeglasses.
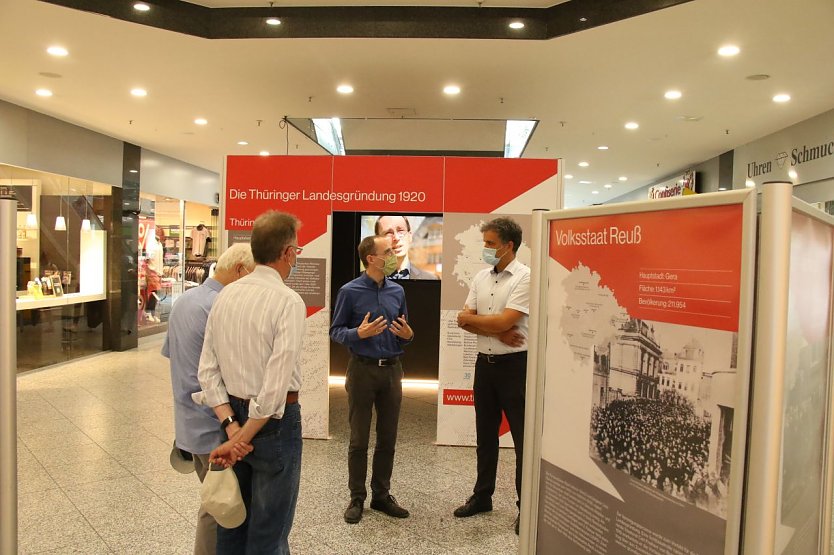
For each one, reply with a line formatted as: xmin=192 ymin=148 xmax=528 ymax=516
xmin=383 ymin=230 xmax=409 ymax=239
xmin=287 ymin=245 xmax=303 ymax=255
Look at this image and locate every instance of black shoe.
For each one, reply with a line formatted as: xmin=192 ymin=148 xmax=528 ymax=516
xmin=344 ymin=499 xmax=363 ymax=524
xmin=453 ymin=495 xmax=493 ymax=518
xmin=370 ymin=495 xmax=410 ymax=518
xmin=515 ymin=514 xmax=520 ymax=535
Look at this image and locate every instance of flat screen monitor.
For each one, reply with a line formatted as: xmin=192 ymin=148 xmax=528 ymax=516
xmin=359 ymin=214 xmax=442 ymax=280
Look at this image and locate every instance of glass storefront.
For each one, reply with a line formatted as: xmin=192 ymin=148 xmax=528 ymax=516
xmin=2 ymin=163 xmax=111 ymax=372
xmin=136 ymin=192 xmax=218 ymax=335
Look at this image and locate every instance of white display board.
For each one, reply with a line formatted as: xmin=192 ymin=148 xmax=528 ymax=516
xmin=744 ymin=184 xmax=834 ymax=555
xmin=436 ymin=212 xmax=533 ymax=446
xmin=521 ymin=190 xmax=757 ymax=555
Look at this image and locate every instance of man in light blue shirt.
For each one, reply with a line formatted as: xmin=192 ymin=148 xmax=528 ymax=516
xmin=162 ymin=243 xmax=255 ymax=555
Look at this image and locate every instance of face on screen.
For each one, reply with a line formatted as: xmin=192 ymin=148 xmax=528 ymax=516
xmin=376 ymin=215 xmax=412 ymax=258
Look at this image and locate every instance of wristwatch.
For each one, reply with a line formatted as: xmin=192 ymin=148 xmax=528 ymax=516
xmin=220 ymin=415 xmax=236 ymax=430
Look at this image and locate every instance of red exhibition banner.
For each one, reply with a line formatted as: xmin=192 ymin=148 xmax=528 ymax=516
xmin=549 ymin=204 xmax=743 ymax=332
xmin=332 ymin=156 xmax=444 ymax=212
xmin=225 ymin=156 xmax=333 ymax=246
xmin=444 ymin=157 xmax=559 ymax=213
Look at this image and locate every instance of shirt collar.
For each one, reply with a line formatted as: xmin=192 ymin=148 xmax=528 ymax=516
xmin=204 ymin=277 xmax=223 ymax=293
xmin=361 ymin=272 xmax=386 ymax=288
xmin=254 ymin=264 xmax=285 ymax=283
xmin=494 ymin=257 xmax=522 ymax=275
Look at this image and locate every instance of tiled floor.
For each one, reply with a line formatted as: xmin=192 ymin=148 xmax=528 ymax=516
xmin=16 ymin=337 xmax=520 ymax=554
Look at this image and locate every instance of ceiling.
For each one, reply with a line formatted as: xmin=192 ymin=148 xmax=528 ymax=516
xmin=2 ymin=0 xmax=833 ymax=207
xmin=186 ymin=0 xmax=564 ymax=6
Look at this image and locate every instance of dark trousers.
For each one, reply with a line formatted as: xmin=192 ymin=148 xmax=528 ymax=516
xmin=473 ymin=351 xmax=527 ymax=507
xmin=345 ymin=356 xmax=403 ymax=502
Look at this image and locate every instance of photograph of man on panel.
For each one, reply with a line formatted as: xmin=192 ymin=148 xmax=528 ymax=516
xmin=194 ymin=211 xmax=306 ymax=554
xmin=454 ymin=217 xmax=529 ymax=535
xmin=331 ymin=234 xmax=415 ymax=524
xmin=163 ymin=243 xmax=255 ymax=555
xmin=375 ymin=214 xmax=439 ymax=280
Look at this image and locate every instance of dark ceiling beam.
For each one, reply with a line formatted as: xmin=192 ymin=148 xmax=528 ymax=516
xmin=38 ymin=0 xmax=694 ymax=40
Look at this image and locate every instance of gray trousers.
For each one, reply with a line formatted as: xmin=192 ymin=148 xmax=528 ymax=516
xmin=345 ymin=357 xmax=403 ymax=503
xmin=193 ymin=453 xmax=218 ymax=555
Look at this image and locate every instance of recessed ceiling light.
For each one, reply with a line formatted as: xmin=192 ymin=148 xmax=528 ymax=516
xmin=133 ymin=2 xmax=150 ymax=11
xmin=677 ymin=115 xmax=703 ymax=122
xmin=47 ymin=46 xmax=68 ymax=57
xmin=337 ymin=84 xmax=354 ymax=94
xmin=259 ymin=151 xmax=270 ymax=156
xmin=578 ymin=161 xmax=589 ymax=167
xmin=664 ymin=90 xmax=682 ymax=100
xmin=746 ymin=74 xmax=770 ymax=81
xmin=618 ymin=176 xmax=628 ymax=181
xmin=237 ymin=140 xmax=249 ymax=146
xmin=624 ymin=122 xmax=639 ymax=130
xmin=509 ymin=21 xmax=525 ymax=30
xmin=579 ymin=180 xmax=592 ymax=184
xmin=718 ymin=44 xmax=740 ymax=57
xmin=443 ymin=85 xmax=461 ymax=95
xmin=745 ymin=179 xmax=755 ymax=187
xmin=772 ymin=93 xmax=791 ymax=103
xmin=564 ymin=174 xmax=574 ymax=179
xmin=719 ymin=187 xmax=727 ymax=191
xmin=788 ymin=169 xmax=798 ymax=179
xmin=194 ymin=118 xmax=208 ymax=125
xmin=591 ymin=190 xmax=599 ymax=195
xmin=604 ymin=184 xmax=613 ymax=189
xmin=131 ymin=88 xmax=147 ymax=97
xmin=35 ymin=88 xmax=53 ymax=97
xmin=266 ymin=18 xmax=281 ymax=26
xmin=597 ymin=146 xmax=608 ymax=150
xmin=579 ymin=17 xmax=587 ymax=22
xmin=129 ymin=169 xmax=138 ymax=174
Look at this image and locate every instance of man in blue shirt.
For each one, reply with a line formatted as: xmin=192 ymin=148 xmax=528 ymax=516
xmin=162 ymin=243 xmax=255 ymax=555
xmin=331 ymin=234 xmax=415 ymax=524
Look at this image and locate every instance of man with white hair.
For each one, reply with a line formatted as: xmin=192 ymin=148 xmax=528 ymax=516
xmin=162 ymin=242 xmax=255 ymax=555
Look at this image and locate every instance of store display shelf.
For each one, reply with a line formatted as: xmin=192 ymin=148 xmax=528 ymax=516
xmin=16 ymin=291 xmax=106 ymax=311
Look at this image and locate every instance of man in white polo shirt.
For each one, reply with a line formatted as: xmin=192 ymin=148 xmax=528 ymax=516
xmin=453 ymin=216 xmax=529 ymax=535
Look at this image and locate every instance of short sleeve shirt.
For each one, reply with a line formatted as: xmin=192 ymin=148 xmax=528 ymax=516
xmin=465 ymin=258 xmax=530 ymax=355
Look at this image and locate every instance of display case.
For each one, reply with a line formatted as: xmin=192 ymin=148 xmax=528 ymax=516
xmin=1 ymin=164 xmax=112 ymax=372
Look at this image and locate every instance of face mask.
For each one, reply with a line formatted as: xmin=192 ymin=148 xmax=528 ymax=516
xmin=375 ymin=254 xmax=399 ymax=276
xmin=285 ymin=250 xmax=298 ymax=280
xmin=482 ymin=246 xmax=507 ymax=266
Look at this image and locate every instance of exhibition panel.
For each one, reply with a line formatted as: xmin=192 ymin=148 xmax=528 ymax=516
xmin=222 ymin=155 xmax=561 ymax=442
xmin=745 ymin=183 xmax=834 ymax=555
xmin=521 ymin=190 xmax=757 ymax=554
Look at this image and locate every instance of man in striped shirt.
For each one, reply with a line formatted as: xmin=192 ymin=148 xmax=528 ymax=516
xmin=194 ymin=211 xmax=305 ymax=555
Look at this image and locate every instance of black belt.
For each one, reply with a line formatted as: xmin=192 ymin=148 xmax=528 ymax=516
xmin=229 ymin=392 xmax=298 ymax=407
xmin=477 ymin=351 xmax=527 ymax=364
xmin=352 ymin=354 xmax=400 ymax=367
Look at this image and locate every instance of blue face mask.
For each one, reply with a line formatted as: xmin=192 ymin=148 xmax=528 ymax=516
xmin=482 ymin=246 xmax=507 ymax=266
xmin=288 ymin=261 xmax=297 ymax=280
